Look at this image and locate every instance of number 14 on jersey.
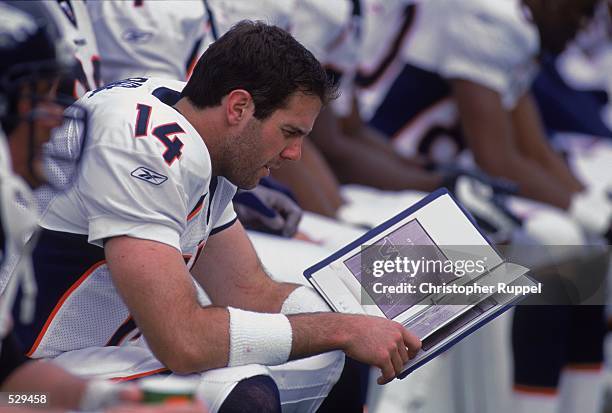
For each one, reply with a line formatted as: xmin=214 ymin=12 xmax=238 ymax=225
xmin=135 ymin=103 xmax=185 ymax=166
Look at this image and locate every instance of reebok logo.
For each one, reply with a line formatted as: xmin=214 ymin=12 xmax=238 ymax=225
xmin=131 ymin=166 xmax=168 ymax=185
xmin=122 ymin=28 xmax=153 ymax=44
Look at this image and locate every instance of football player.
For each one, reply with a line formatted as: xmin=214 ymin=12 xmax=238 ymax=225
xmin=19 ymin=22 xmax=422 ymax=413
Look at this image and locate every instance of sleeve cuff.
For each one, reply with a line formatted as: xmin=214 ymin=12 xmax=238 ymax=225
xmin=88 ymin=216 xmax=182 ymax=251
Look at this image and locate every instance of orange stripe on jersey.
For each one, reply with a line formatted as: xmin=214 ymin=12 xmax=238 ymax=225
xmin=187 ymin=194 xmax=207 ymax=221
xmin=26 ymin=260 xmax=106 ymax=357
xmin=187 ymin=203 xmax=204 ymax=221
xmin=111 ymin=367 xmax=169 ymax=382
xmin=564 ymin=363 xmax=603 ymax=372
xmin=513 ymin=384 xmax=558 ymax=396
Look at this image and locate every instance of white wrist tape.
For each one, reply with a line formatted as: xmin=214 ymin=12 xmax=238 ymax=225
xmin=79 ymin=379 xmax=125 ymax=411
xmin=281 ymin=286 xmax=331 ymax=315
xmin=227 ymin=307 xmax=292 ymax=367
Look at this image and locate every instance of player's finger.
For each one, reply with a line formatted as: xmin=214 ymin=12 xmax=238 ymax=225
xmin=390 ymin=347 xmax=404 ymax=376
xmin=117 ymin=384 xmax=142 ymax=402
xmin=402 ymin=328 xmax=422 ymax=358
xmin=377 ymin=359 xmax=395 ymax=385
xmin=397 ymin=340 xmax=410 ymax=364
xmin=261 ymin=214 xmax=286 ymax=231
xmin=282 ymin=208 xmax=302 ymax=237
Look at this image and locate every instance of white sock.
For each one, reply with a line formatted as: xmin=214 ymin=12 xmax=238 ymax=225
xmin=513 ymin=386 xmax=559 ymax=413
xmin=558 ymin=366 xmax=604 ymax=413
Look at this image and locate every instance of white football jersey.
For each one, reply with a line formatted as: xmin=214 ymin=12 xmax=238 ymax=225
xmin=292 ymin=0 xmax=361 ymax=116
xmin=87 ymin=0 xmax=208 ymax=83
xmin=201 ymin=0 xmax=293 ymax=52
xmin=356 ymin=0 xmax=418 ymax=120
xmin=18 ymin=78 xmax=237 ymax=358
xmin=203 ymin=0 xmax=357 ymax=70
xmin=361 ymin=0 xmax=540 ymax=162
xmin=291 ymin=0 xmax=359 ymax=72
xmin=202 ymin=0 xmax=360 ymax=115
xmin=402 ymin=0 xmax=539 ymax=109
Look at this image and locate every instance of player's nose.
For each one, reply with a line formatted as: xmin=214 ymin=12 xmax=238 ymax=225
xmin=280 ymin=138 xmax=302 ymax=161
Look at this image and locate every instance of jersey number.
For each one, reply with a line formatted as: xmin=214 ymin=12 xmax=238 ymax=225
xmin=135 ymin=104 xmax=185 ymax=165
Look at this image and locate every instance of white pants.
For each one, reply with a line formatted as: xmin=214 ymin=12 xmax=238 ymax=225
xmin=51 ymin=338 xmax=345 ymax=413
xmin=50 ymin=242 xmax=346 ymax=413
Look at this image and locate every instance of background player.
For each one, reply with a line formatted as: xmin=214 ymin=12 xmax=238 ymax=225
xmin=0 ymin=3 xmax=206 ymax=412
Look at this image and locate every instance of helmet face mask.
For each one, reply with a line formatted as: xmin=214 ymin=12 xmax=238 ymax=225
xmin=2 ymin=70 xmax=89 ymax=191
xmin=0 ymin=4 xmax=88 ymax=191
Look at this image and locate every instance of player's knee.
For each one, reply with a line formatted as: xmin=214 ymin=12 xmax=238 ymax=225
xmin=218 ymin=375 xmax=281 ymax=413
xmin=524 ymin=210 xmax=585 ymax=245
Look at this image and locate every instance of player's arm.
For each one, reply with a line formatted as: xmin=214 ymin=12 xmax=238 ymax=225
xmin=105 ymin=235 xmax=232 ymax=373
xmin=339 ymin=96 xmax=427 ymax=168
xmin=310 ymin=106 xmax=443 ymax=191
xmin=451 ymin=78 xmax=577 ymax=209
xmin=190 ymin=220 xmax=422 ymax=383
xmin=511 ymin=92 xmax=584 ymax=192
xmin=271 ymin=138 xmax=344 ymax=217
xmin=1 ymin=359 xmax=85 ymax=408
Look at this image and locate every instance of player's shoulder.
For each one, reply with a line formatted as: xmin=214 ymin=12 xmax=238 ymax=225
xmin=81 ymin=78 xmax=183 ymax=117
xmin=406 ymin=0 xmax=538 ymax=69
xmin=79 ymin=77 xmax=203 ymax=152
xmin=439 ymin=0 xmax=536 ymax=54
xmin=87 ymin=0 xmax=204 ymax=20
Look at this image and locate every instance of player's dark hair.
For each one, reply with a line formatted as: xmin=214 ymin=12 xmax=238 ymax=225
xmin=181 ymin=20 xmax=337 ymax=120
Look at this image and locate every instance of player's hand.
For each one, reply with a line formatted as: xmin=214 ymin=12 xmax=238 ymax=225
xmin=115 ymin=384 xmax=142 ymax=403
xmin=234 ymin=184 xmax=302 ymax=237
xmin=341 ymin=315 xmax=421 ymax=385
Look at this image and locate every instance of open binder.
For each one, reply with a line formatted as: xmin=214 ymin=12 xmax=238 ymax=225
xmin=304 ymin=188 xmax=537 ymax=378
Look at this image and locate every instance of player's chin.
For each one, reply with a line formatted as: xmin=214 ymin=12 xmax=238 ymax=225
xmin=231 ymin=166 xmax=269 ymax=189
xmin=237 ymin=174 xmax=263 ymax=190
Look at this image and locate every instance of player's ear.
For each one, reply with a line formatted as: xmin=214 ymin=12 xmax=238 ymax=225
xmin=226 ymin=89 xmax=253 ymax=126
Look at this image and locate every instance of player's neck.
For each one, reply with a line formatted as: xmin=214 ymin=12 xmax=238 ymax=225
xmin=174 ymin=97 xmax=225 ymax=175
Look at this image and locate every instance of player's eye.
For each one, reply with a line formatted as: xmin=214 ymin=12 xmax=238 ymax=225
xmin=282 ymin=129 xmax=300 ymax=138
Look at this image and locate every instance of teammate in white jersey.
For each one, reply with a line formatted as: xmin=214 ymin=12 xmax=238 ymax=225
xmin=21 ymin=22 xmax=422 ymax=413
xmin=0 ymin=4 xmax=206 ymax=412
xmin=87 ymin=0 xmax=208 ymax=84
xmin=366 ymin=0 xmax=611 ymax=237
xmin=7 ymin=0 xmax=102 ymax=100
xmin=363 ymin=1 xmax=609 ymax=413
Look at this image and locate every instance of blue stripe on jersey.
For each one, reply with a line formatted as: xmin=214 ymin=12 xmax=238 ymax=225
xmin=106 ymin=317 xmax=137 ymax=346
xmin=13 ymin=229 xmax=105 ymax=353
xmin=354 ymin=4 xmax=416 ymax=88
xmin=203 ymin=0 xmax=219 ymax=41
xmin=188 ymin=193 xmax=207 ymax=220
xmin=185 ymin=37 xmax=203 ymax=74
xmin=207 ymin=177 xmax=219 ymax=224
xmin=210 ymin=217 xmax=237 ymax=236
xmin=368 ymin=63 xmax=451 ymax=138
xmin=190 ymin=193 xmax=207 ymax=215
xmin=151 ymin=87 xmax=182 ymax=106
xmin=351 ymin=0 xmax=361 ymax=17
xmin=0 ymin=216 xmax=5 ymax=264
